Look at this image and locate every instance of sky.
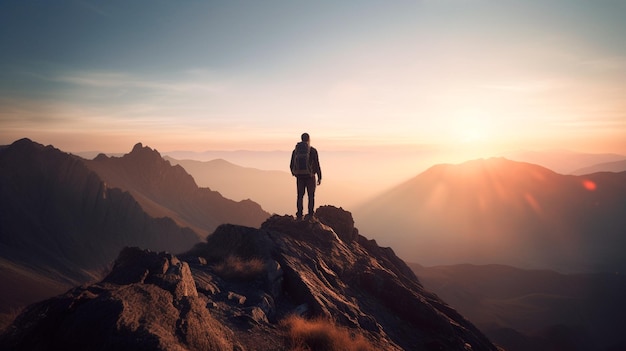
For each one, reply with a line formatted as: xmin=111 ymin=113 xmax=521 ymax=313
xmin=1 ymin=0 xmax=626 ymax=161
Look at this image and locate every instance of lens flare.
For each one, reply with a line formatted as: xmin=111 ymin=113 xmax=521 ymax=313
xmin=582 ymin=180 xmax=597 ymax=191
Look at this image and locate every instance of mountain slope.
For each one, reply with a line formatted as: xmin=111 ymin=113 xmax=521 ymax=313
xmin=1 ymin=206 xmax=498 ymax=351
xmin=165 ymin=156 xmax=294 ymax=215
xmin=411 ymin=263 xmax=626 ymax=351
xmin=0 ymin=139 xmax=201 ymax=325
xmin=0 ymin=139 xmax=270 ymax=329
xmin=0 ymin=138 xmax=200 ymax=273
xmin=354 ymin=157 xmax=626 ymax=272
xmin=84 ymin=143 xmax=270 ymax=238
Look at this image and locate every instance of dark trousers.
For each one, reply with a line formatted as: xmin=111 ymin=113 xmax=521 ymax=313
xmin=296 ymin=175 xmax=316 ymax=216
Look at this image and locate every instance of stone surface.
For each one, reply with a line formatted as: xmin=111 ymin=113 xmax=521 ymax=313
xmin=1 ymin=206 xmax=498 ymax=351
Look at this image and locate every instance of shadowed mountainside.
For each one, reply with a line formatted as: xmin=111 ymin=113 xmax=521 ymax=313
xmin=0 ymin=139 xmax=201 ymax=272
xmin=0 ymin=139 xmax=269 ymax=329
xmin=355 ymin=157 xmax=626 ymax=273
xmin=1 ymin=206 xmax=498 ymax=351
xmin=411 ymin=263 xmax=626 ymax=351
xmin=85 ymin=143 xmax=270 ymax=239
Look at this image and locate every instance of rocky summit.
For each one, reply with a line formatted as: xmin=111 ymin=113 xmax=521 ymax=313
xmin=0 ymin=206 xmax=498 ymax=351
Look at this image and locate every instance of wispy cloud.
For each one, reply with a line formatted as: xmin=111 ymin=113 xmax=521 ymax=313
xmin=55 ymin=71 xmax=224 ymax=95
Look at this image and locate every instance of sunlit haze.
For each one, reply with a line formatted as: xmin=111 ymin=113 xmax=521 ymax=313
xmin=1 ymin=1 xmax=625 ymax=179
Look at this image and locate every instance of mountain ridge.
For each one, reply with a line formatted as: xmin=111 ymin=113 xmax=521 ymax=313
xmin=503 ymin=149 xmax=626 ymax=174
xmin=572 ymin=158 xmax=626 ymax=175
xmin=164 ymin=156 xmax=294 ymax=215
xmin=0 ymin=138 xmax=269 ymax=328
xmin=1 ymin=206 xmax=499 ymax=351
xmin=85 ymin=142 xmax=270 ymax=239
xmin=354 ymin=157 xmax=626 ymax=273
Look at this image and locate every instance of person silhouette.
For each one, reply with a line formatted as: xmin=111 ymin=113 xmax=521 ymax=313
xmin=290 ymin=132 xmax=322 ymax=220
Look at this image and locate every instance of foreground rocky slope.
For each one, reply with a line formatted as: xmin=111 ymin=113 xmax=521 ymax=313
xmin=1 ymin=206 xmax=498 ymax=351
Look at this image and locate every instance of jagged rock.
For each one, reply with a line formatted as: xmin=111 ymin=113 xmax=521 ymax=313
xmin=1 ymin=206 xmax=499 ymax=351
xmin=103 ymin=247 xmax=198 ymax=299
xmin=0 ymin=248 xmax=233 ymax=351
xmin=240 ymin=306 xmax=269 ymax=326
xmin=265 ymin=259 xmax=283 ymax=298
xmin=261 ymin=211 xmax=497 ymax=350
xmin=227 ymin=291 xmax=247 ymax=305
xmin=315 ymin=205 xmax=358 ymax=242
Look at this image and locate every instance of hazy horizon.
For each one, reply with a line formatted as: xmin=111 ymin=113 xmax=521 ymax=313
xmin=5 ymin=136 xmax=625 ymax=208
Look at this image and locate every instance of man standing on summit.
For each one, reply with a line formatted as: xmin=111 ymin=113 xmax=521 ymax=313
xmin=290 ymin=132 xmax=322 ymax=220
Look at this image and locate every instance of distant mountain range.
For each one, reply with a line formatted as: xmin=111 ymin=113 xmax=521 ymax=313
xmin=0 ymin=139 xmax=269 ymax=327
xmin=571 ymin=158 xmax=626 ymax=175
xmin=354 ymin=157 xmax=626 ymax=273
xmin=503 ymin=149 xmax=626 ymax=174
xmin=164 ymin=157 xmax=295 ymax=215
xmin=164 ymin=156 xmax=372 ymax=216
xmin=85 ymin=143 xmax=269 ymax=239
xmin=76 ymin=147 xmax=626 ymax=216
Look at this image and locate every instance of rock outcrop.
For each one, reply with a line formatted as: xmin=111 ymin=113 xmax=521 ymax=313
xmin=1 ymin=247 xmax=233 ymax=351
xmin=1 ymin=206 xmax=498 ymax=351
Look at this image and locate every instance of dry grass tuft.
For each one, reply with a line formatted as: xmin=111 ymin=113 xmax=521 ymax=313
xmin=281 ymin=315 xmax=376 ymax=351
xmin=212 ymin=255 xmax=266 ymax=282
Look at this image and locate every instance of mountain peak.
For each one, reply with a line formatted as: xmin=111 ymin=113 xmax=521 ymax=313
xmin=6 ymin=138 xmax=52 ymax=155
xmin=1 ymin=205 xmax=497 ymax=350
xmin=132 ymin=141 xmax=144 ymax=151
xmin=84 ymin=142 xmax=269 ymax=238
xmin=128 ymin=141 xmax=162 ymax=161
xmin=430 ymin=157 xmax=556 ymax=176
xmin=356 ymin=156 xmax=626 ymax=272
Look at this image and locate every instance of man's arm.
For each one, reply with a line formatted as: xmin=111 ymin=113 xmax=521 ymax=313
xmin=312 ymin=148 xmax=322 ymax=184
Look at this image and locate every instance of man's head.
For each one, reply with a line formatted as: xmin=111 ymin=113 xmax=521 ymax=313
xmin=301 ymin=133 xmax=310 ymax=142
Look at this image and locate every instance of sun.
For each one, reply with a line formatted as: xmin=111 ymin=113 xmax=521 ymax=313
xmin=459 ymin=126 xmax=488 ymax=143
xmin=452 ymin=108 xmax=493 ymax=144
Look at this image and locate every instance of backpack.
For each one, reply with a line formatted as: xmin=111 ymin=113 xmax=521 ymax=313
xmin=291 ymin=141 xmax=312 ymax=176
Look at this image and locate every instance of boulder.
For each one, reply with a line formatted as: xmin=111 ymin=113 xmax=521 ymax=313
xmin=0 ymin=248 xmax=232 ymax=351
